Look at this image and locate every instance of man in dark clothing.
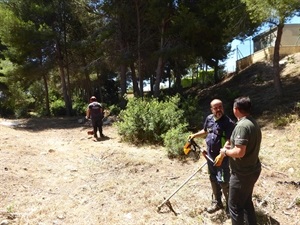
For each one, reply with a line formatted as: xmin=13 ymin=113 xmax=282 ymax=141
xmin=219 ymin=96 xmax=262 ymax=225
xmin=190 ymin=99 xmax=235 ymax=214
xmin=86 ymin=96 xmax=105 ymax=140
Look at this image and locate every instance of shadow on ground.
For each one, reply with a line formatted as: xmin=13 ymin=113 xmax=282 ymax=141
xmin=1 ymin=117 xmax=88 ymax=132
xmin=256 ymin=210 xmax=280 ymax=225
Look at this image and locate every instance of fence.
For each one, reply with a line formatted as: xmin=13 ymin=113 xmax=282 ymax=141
xmin=236 ymin=46 xmax=300 ymax=72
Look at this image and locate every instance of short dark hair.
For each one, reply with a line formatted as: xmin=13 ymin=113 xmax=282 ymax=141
xmin=233 ymin=96 xmax=251 ymax=114
xmin=90 ymin=96 xmax=97 ymax=101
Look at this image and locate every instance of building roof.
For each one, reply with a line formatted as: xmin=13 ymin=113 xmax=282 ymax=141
xmin=252 ymin=23 xmax=300 ymax=41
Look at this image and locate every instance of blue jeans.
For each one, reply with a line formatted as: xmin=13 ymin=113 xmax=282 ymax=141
xmin=229 ymin=168 xmax=261 ymax=225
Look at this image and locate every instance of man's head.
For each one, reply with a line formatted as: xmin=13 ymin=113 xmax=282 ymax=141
xmin=90 ymin=96 xmax=97 ymax=102
xmin=210 ymin=99 xmax=224 ymax=119
xmin=233 ymin=96 xmax=251 ymax=118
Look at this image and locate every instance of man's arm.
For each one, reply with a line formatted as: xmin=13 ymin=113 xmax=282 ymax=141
xmin=189 ymin=129 xmax=207 ymax=139
xmin=223 ymin=139 xmax=231 ymax=148
xmin=220 ymin=145 xmax=246 ymax=158
xmin=86 ymin=108 xmax=90 ymax=119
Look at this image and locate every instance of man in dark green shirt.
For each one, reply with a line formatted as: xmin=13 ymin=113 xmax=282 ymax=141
xmin=219 ymin=96 xmax=262 ymax=225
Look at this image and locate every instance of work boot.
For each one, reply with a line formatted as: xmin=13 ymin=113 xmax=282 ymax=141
xmin=207 ymin=181 xmax=223 ymax=213
xmin=220 ymin=182 xmax=230 ymax=216
xmin=206 ymin=200 xmax=223 ymax=213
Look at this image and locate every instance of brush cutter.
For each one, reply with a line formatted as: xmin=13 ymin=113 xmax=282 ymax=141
xmin=157 ymin=138 xmax=213 ymax=215
xmin=183 ymin=138 xmax=214 ymax=163
xmin=87 ymin=130 xmax=94 ymax=135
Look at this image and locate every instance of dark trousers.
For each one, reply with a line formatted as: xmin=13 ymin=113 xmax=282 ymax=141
xmin=92 ymin=118 xmax=103 ymax=137
xmin=229 ymin=168 xmax=261 ymax=225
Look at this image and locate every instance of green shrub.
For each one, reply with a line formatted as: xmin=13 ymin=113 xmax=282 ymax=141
xmin=116 ymin=95 xmax=187 ymax=145
xmin=181 ymin=77 xmax=193 ymax=88
xmin=181 ymin=71 xmax=215 ymax=88
xmin=162 ymin=124 xmax=190 ymax=157
xmin=0 ymin=104 xmax=14 ymax=117
xmin=72 ymin=98 xmax=86 ymax=116
xmin=50 ymin=99 xmax=66 ymax=116
xmin=15 ymin=105 xmax=30 ymax=118
xmin=108 ymin=104 xmax=121 ymax=116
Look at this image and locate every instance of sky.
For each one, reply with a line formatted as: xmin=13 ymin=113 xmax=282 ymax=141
xmin=224 ymin=16 xmax=300 ymax=72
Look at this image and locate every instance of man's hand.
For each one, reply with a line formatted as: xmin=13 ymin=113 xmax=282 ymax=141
xmin=214 ymin=153 xmax=225 ymax=167
xmin=188 ymin=134 xmax=194 ymax=140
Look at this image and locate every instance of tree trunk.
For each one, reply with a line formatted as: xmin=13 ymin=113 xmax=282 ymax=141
xmin=213 ymin=60 xmax=219 ymax=84
xmin=119 ymin=64 xmax=127 ymax=97
xmin=154 ymin=19 xmax=166 ymax=98
xmin=273 ymin=24 xmax=284 ymax=97
xmin=62 ymin=12 xmax=72 ymax=107
xmin=129 ymin=63 xmax=140 ymax=97
xmin=154 ymin=56 xmax=164 ymax=98
xmin=150 ymin=73 xmax=154 ymax=94
xmin=119 ymin=64 xmax=127 ymax=108
xmin=82 ymin=56 xmax=92 ymax=101
xmin=134 ymin=0 xmax=142 ymax=97
xmin=42 ymin=73 xmax=50 ymax=116
xmin=56 ymin=41 xmax=72 ymax=116
xmin=174 ymin=61 xmax=182 ymax=93
xmin=64 ymin=39 xmax=72 ymax=107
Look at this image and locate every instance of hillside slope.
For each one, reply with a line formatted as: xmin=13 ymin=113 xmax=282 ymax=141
xmin=185 ymin=53 xmax=300 ymax=128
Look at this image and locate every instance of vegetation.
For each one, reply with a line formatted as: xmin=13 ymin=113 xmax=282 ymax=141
xmin=0 ymin=1 xmax=299 ymax=156
xmin=241 ymin=0 xmax=300 ymax=97
xmin=0 ymin=0 xmax=262 ymax=117
xmin=116 ymin=95 xmax=189 ymax=154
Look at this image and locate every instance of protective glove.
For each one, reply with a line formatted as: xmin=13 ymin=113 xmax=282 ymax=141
xmin=214 ymin=153 xmax=225 ymax=167
xmin=183 ymin=134 xmax=194 ymax=155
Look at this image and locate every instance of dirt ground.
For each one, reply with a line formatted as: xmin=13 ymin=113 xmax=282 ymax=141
xmin=0 ymin=116 xmax=299 ymax=225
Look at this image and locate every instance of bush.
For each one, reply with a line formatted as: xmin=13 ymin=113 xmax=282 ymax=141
xmin=116 ymin=95 xmax=188 ymax=145
xmin=108 ymin=104 xmax=121 ymax=116
xmin=50 ymin=99 xmax=66 ymax=116
xmin=14 ymin=105 xmax=30 ymax=118
xmin=162 ymin=124 xmax=190 ymax=157
xmin=72 ymin=98 xmax=87 ymax=116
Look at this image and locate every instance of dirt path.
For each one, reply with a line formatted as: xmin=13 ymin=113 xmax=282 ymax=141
xmin=0 ymin=118 xmax=299 ymax=225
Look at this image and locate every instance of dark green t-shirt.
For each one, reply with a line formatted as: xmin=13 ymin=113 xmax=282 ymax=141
xmin=230 ymin=116 xmax=262 ymax=175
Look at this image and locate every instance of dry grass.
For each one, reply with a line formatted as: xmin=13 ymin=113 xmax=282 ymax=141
xmin=0 ymin=118 xmax=299 ymax=225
